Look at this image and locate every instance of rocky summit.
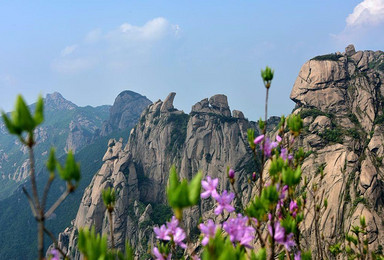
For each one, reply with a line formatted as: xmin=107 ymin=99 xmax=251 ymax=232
xmin=291 ymin=45 xmax=384 ymax=254
xmin=56 ymin=93 xmax=260 ymax=258
xmin=100 ymin=90 xmax=152 ymax=136
xmin=56 ymin=45 xmax=384 ymax=259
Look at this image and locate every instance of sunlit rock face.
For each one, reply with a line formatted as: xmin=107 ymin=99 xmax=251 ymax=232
xmin=57 ymin=45 xmax=384 ymax=258
xmin=56 ymin=92 xmax=262 ymax=258
xmin=291 ymin=45 xmax=384 ymax=255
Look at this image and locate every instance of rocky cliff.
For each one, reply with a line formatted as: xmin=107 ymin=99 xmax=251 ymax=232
xmin=56 ymin=93 xmax=260 ymax=258
xmin=57 ymin=45 xmax=384 ymax=259
xmin=290 ymin=44 xmax=384 ymax=255
xmin=100 ymin=90 xmax=152 ymax=136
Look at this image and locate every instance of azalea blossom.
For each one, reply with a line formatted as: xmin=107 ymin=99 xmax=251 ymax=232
xmin=153 ymin=247 xmax=171 ymax=260
xmin=214 ymin=190 xmax=235 ymax=215
xmin=223 ymin=214 xmax=255 ymax=248
xmin=201 ymin=176 xmax=219 ymax=199
xmin=289 ymin=200 xmax=298 ymax=218
xmin=254 ymin=135 xmax=264 ymax=145
xmin=173 ymin=227 xmax=187 ymax=249
xmin=153 ymin=215 xmax=187 ymax=249
xmin=154 ymin=224 xmax=171 ymax=241
xmin=228 ymin=168 xmax=235 ymax=179
xmin=50 ymin=249 xmax=60 ymax=260
xmin=268 ymin=221 xmax=296 ymax=251
xmin=166 ymin=216 xmax=179 ymax=233
xmin=199 ymin=219 xmax=220 ymax=246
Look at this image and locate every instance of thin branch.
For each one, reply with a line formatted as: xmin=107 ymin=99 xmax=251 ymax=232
xmin=45 ymin=190 xmax=70 ymax=219
xmin=44 ymin=226 xmax=68 ymax=259
xmin=42 ymin=175 xmax=54 ymax=211
xmin=22 ymin=187 xmax=37 ymax=218
xmin=28 ymin=143 xmax=40 ymax=211
xmin=108 ymin=210 xmax=115 ymax=249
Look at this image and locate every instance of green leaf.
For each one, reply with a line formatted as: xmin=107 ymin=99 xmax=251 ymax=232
xmin=247 ymin=128 xmax=256 ymax=149
xmin=281 ymin=215 xmax=296 ymax=234
xmin=188 ymin=171 xmax=202 ymax=206
xmin=102 ymin=187 xmax=116 ymax=210
xmin=287 ymin=114 xmax=303 ymax=136
xmin=245 ymin=196 xmax=268 ymax=220
xmin=46 ymin=148 xmax=56 ymax=173
xmin=57 ymin=150 xmax=81 ymax=182
xmin=261 ymin=185 xmax=279 ymax=205
xmin=13 ymin=95 xmax=35 ymax=133
xmin=258 ymin=118 xmax=265 ymax=131
xmin=1 ymin=112 xmax=20 ymax=135
xmin=269 ymin=157 xmax=285 ymax=178
xmin=33 ymin=95 xmax=44 ymax=126
xmin=261 ymin=66 xmax=274 ymax=83
xmin=282 ymin=166 xmax=301 ymax=186
xmin=251 ymin=248 xmax=266 ymax=260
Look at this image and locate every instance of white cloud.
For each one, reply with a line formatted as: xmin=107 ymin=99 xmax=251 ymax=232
xmin=107 ymin=17 xmax=179 ymax=46
xmin=61 ymin=45 xmax=78 ymax=57
xmin=85 ymin=29 xmax=102 ymax=43
xmin=52 ymin=17 xmax=180 ymax=74
xmin=332 ymin=0 xmax=384 ymax=45
xmin=346 ymin=0 xmax=384 ymax=27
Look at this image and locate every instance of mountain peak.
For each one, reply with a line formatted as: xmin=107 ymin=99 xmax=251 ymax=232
xmin=45 ymin=92 xmax=77 ymax=111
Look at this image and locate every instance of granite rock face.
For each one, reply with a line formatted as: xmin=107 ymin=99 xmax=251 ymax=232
xmin=291 ymin=45 xmax=384 ymax=256
xmin=57 ymin=45 xmax=384 ymax=258
xmin=56 ymin=93 xmax=260 ymax=258
xmin=100 ymin=91 xmax=151 ymax=136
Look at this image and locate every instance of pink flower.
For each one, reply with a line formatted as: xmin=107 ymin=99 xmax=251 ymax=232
xmin=223 ymin=214 xmax=255 ymax=248
xmin=276 ymin=135 xmax=282 ymax=143
xmin=228 ymin=168 xmax=235 ymax=179
xmin=153 ymin=247 xmax=171 ymax=260
xmin=279 ymin=185 xmax=289 ymax=200
xmin=294 ymin=251 xmax=301 ymax=260
xmin=173 ymin=227 xmax=187 ymax=249
xmin=289 ymin=200 xmax=298 ymax=218
xmin=254 ymin=135 xmax=264 ymax=144
xmin=201 ymin=176 xmax=219 ymax=199
xmin=50 ymin=249 xmax=60 ymax=260
xmin=268 ymin=221 xmax=296 ymax=251
xmin=199 ymin=219 xmax=220 ymax=246
xmin=214 ymin=190 xmax=235 ymax=215
xmin=154 ymin=224 xmax=171 ymax=241
xmin=166 ymin=216 xmax=179 ymax=233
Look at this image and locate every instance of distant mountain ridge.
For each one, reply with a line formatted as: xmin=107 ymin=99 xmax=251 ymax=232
xmin=0 ymin=90 xmax=151 ymax=201
xmin=0 ymin=89 xmax=152 ymax=259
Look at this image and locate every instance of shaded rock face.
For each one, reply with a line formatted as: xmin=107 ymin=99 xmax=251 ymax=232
xmin=101 ymin=91 xmax=151 ymax=136
xmin=291 ymin=45 xmax=384 ymax=255
xmin=56 ymin=93 xmax=260 ymax=257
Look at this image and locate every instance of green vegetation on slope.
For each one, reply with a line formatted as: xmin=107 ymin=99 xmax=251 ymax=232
xmin=0 ymin=128 xmax=130 ymax=260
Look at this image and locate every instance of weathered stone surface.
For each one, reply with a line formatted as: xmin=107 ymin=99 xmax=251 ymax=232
xmin=309 ymin=115 xmax=331 ymax=132
xmin=345 ymin=44 xmax=356 ymax=56
xmin=232 ymin=110 xmax=245 ymax=119
xmin=291 ymin=46 xmax=384 ymax=254
xmin=101 ymin=90 xmax=151 ymax=136
xmin=56 ymin=46 xmax=384 ymax=258
xmin=160 ymin=92 xmax=176 ymax=112
xmin=56 ymin=93 xmax=261 ymax=258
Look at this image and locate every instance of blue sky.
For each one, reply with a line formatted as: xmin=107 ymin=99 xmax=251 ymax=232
xmin=1 ymin=0 xmax=383 ymax=120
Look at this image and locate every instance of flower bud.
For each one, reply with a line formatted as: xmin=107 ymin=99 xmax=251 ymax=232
xmin=252 ymin=172 xmax=257 ymax=182
xmin=228 ymin=169 xmax=235 ymax=179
